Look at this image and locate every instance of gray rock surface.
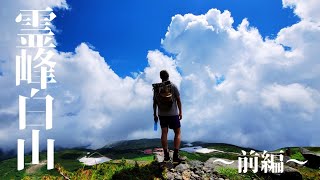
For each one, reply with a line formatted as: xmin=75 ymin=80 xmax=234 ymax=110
xmin=284 ymin=155 xmax=296 ymax=167
xmin=160 ymin=158 xmax=230 ymax=180
xmin=175 ymin=163 xmax=190 ymax=173
xmin=258 ymin=165 xmax=302 ymax=180
xmin=300 ymin=147 xmax=320 ymax=169
xmin=157 ymin=152 xmax=305 ymax=179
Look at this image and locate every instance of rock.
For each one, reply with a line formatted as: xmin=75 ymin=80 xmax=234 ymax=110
xmin=154 ymin=151 xmax=174 ymax=163
xmin=188 ymin=160 xmax=204 ymax=170
xmin=160 ymin=161 xmax=174 ymax=171
xmin=280 ymin=166 xmax=303 ymax=180
xmin=203 ymin=167 xmax=211 ymax=173
xmin=166 ymin=172 xmax=175 ymax=180
xmin=175 ymin=174 xmax=182 ymax=180
xmin=175 ymin=163 xmax=190 ymax=173
xmin=182 ymin=170 xmax=191 ymax=180
xmin=162 ymin=153 xmax=306 ymax=180
xmin=154 ymin=152 xmax=163 ymax=162
xmin=259 ymin=166 xmax=302 ymax=180
xmin=300 ymin=147 xmax=320 ymax=169
xmin=210 ymin=176 xmax=221 ymax=180
xmin=190 ymin=171 xmax=200 ymax=179
xmin=284 ymin=155 xmax=299 ymax=168
xmin=202 ymin=166 xmax=210 ymax=172
xmin=299 ymin=147 xmax=309 ymax=154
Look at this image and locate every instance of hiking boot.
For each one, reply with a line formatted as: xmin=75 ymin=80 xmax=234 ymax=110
xmin=173 ymin=153 xmax=186 ymax=164
xmin=163 ymin=152 xmax=170 ymax=162
xmin=173 ymin=156 xmax=186 ymax=164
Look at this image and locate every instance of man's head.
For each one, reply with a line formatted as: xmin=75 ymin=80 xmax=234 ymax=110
xmin=160 ymin=70 xmax=169 ymax=81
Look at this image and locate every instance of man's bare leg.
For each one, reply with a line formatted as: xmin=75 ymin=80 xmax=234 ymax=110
xmin=173 ymin=128 xmax=182 ymax=162
xmin=173 ymin=128 xmax=181 ymax=149
xmin=161 ymin=127 xmax=170 ymax=161
xmin=161 ymin=127 xmax=168 ymax=150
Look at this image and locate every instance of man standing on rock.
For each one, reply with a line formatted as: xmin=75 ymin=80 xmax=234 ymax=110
xmin=153 ymin=70 xmax=184 ymax=163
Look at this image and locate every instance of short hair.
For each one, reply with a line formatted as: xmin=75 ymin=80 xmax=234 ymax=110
xmin=160 ymin=70 xmax=169 ymax=81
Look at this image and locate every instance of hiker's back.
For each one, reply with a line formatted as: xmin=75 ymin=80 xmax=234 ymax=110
xmin=153 ymin=81 xmax=180 ymax=116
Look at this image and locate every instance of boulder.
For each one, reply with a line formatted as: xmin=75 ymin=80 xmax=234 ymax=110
xmin=284 ymin=155 xmax=297 ymax=167
xmin=166 ymin=171 xmax=175 ymax=180
xmin=188 ymin=160 xmax=204 ymax=170
xmin=182 ymin=170 xmax=191 ymax=180
xmin=300 ymin=147 xmax=320 ymax=169
xmin=259 ymin=166 xmax=302 ymax=180
xmin=282 ymin=166 xmax=303 ymax=180
xmin=175 ymin=163 xmax=190 ymax=173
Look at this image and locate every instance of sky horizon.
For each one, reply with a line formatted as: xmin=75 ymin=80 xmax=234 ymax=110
xmin=0 ymin=0 xmax=320 ymax=152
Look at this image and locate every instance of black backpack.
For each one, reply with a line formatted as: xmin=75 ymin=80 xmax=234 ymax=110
xmin=152 ymin=81 xmax=174 ymax=111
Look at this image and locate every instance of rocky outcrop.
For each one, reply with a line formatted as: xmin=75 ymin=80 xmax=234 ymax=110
xmin=164 ymin=160 xmax=228 ymax=180
xmin=155 ymin=152 xmax=304 ymax=180
xmin=258 ymin=166 xmax=302 ymax=180
xmin=164 ymin=160 xmax=304 ymax=180
xmin=300 ymin=147 xmax=320 ymax=169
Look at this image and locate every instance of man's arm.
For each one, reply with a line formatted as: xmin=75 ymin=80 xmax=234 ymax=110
xmin=176 ymin=96 xmax=182 ymax=120
xmin=153 ymin=99 xmax=158 ymax=121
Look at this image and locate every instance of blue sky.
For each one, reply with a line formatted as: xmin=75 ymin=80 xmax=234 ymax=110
xmin=54 ymin=0 xmax=299 ymax=77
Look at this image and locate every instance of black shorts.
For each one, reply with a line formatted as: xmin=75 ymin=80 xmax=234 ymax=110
xmin=159 ymin=115 xmax=181 ymax=129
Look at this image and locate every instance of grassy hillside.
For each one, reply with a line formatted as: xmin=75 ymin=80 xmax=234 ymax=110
xmin=180 ymin=151 xmax=239 ymax=162
xmin=53 ymin=159 xmax=163 ymax=180
xmin=0 ymin=149 xmax=88 ymax=180
xmin=0 ymin=153 xmax=61 ymax=179
xmin=0 ymin=139 xmax=319 ymax=179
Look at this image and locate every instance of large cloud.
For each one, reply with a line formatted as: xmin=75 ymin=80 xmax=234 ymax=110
xmin=160 ymin=5 xmax=320 ymax=149
xmin=282 ymin=0 xmax=320 ymax=22
xmin=0 ymin=0 xmax=319 ymax=152
xmin=0 ymin=0 xmax=180 ymax=149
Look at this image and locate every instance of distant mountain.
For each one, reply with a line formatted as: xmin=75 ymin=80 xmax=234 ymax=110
xmin=0 ymin=148 xmax=16 ymax=162
xmin=102 ymin=138 xmax=188 ymax=150
xmin=102 ymin=138 xmax=256 ymax=153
